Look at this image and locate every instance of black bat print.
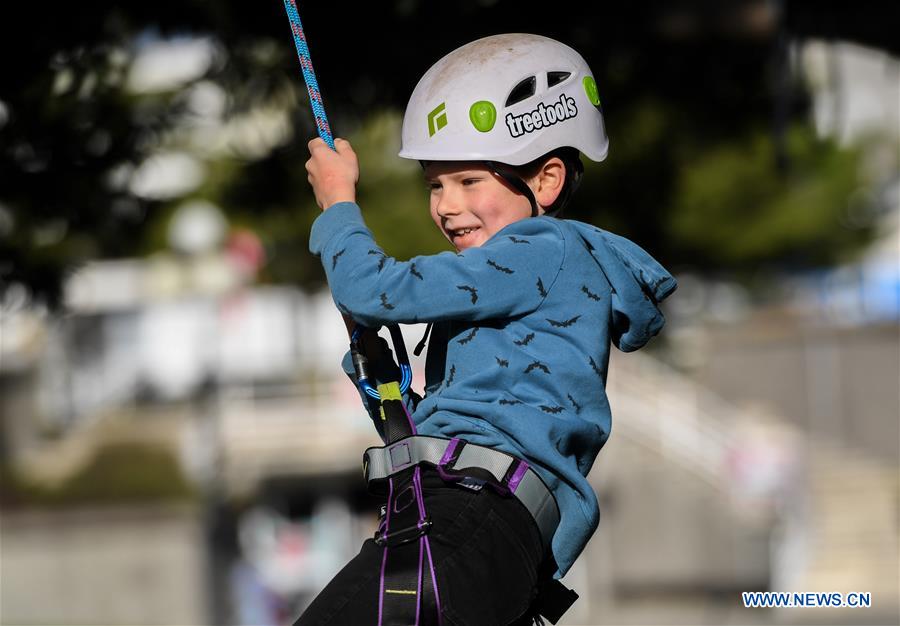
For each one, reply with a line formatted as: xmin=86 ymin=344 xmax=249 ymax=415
xmin=446 ymin=364 xmax=456 ymax=385
xmin=367 ymin=249 xmax=388 ymax=272
xmin=486 ymin=259 xmax=514 ymax=274
xmin=508 ymin=236 xmax=530 ymax=244
xmin=589 ymin=356 xmax=603 ymax=378
xmin=457 ymin=285 xmax=479 ymax=304
xmin=514 ymin=332 xmax=535 ymax=346
xmin=380 ymin=293 xmax=394 ymax=310
xmin=331 ymin=248 xmax=346 ymax=270
xmin=536 ymin=278 xmax=547 ymax=298
xmin=499 ymin=398 xmax=522 ymax=405
xmin=567 ymin=393 xmax=582 ymax=414
xmin=547 ymin=315 xmax=581 ymax=328
xmin=540 ymin=405 xmax=565 ymax=414
xmin=524 ymin=361 xmax=551 ymax=374
xmin=495 ymin=357 xmax=509 ymax=368
xmin=457 ymin=328 xmax=479 ymax=345
xmin=409 ymin=263 xmax=424 ymax=280
xmin=581 ymin=285 xmax=601 ymax=301
xmin=368 ymin=250 xmax=388 ymax=271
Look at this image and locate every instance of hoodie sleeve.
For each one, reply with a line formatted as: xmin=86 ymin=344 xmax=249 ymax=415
xmin=310 ymin=202 xmax=565 ymax=327
xmin=597 ymin=230 xmax=678 ymax=352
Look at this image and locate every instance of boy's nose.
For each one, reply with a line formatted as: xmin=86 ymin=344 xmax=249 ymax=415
xmin=435 ymin=189 xmax=462 ymax=217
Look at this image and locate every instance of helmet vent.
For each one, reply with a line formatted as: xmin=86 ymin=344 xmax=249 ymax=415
xmin=547 ymin=71 xmax=571 ymax=88
xmin=505 ymin=76 xmax=536 ymax=107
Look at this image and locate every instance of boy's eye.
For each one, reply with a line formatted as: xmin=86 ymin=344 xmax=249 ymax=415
xmin=462 ymin=178 xmax=480 ymax=186
xmin=427 ymin=182 xmax=442 ymax=191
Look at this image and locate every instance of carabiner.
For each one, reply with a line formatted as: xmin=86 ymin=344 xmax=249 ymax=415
xmin=350 ymin=324 xmax=413 ymax=400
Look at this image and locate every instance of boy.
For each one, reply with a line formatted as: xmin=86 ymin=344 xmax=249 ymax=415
xmin=297 ymin=34 xmax=676 ymax=625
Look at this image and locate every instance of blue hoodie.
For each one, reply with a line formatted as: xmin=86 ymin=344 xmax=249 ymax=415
xmin=310 ymin=202 xmax=676 ymax=578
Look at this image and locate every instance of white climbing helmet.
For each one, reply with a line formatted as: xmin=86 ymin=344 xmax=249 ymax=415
xmin=399 ymin=33 xmax=609 ymax=166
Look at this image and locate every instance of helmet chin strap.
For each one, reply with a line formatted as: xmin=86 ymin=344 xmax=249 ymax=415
xmin=485 ymin=157 xmax=584 ymax=218
xmin=484 ymin=162 xmax=540 ymax=217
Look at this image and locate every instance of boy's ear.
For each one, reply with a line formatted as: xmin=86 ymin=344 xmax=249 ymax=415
xmin=531 ymin=157 xmax=566 ymax=212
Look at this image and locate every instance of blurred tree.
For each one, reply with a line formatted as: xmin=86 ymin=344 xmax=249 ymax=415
xmin=0 ymin=0 xmax=895 ymax=306
xmin=668 ymin=126 xmax=869 ymax=269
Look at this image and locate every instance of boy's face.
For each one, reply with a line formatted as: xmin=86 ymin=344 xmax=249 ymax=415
xmin=424 ymin=162 xmax=536 ymax=252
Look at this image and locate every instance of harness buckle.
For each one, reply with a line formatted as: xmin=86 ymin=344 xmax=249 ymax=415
xmin=374 ymin=516 xmax=433 ymax=547
xmin=436 ymin=437 xmax=528 ymax=497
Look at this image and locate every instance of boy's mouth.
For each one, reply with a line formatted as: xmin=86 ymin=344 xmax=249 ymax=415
xmin=448 ymin=226 xmax=480 ymax=244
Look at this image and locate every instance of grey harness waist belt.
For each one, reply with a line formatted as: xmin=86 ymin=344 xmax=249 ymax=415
xmin=363 ymin=435 xmax=559 ymax=553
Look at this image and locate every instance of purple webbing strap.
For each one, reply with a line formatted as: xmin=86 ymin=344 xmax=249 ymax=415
xmin=437 ymin=438 xmax=460 ymax=466
xmin=507 ymin=460 xmax=530 ymax=493
xmin=435 ymin=438 xmax=464 ymax=485
xmin=379 ymin=466 xmax=437 ymax=624
xmin=377 ymin=476 xmax=394 ymax=626
xmin=414 ymin=465 xmax=442 ymax=625
xmin=424 ymin=536 xmax=443 ymax=624
xmin=415 ymin=472 xmax=424 ymax=624
xmin=416 ymin=536 xmax=424 ymax=625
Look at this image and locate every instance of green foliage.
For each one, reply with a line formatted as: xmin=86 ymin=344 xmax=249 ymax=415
xmin=0 ymin=442 xmax=197 ymax=509
xmin=669 ymin=125 xmax=872 ymax=270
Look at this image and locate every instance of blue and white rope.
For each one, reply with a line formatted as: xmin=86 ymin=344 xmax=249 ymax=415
xmin=282 ymin=0 xmax=335 ymax=149
xmin=281 ymin=2 xmax=413 ymax=399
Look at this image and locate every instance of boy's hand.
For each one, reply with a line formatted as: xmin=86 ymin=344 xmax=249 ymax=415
xmin=305 ymin=137 xmax=359 ymax=210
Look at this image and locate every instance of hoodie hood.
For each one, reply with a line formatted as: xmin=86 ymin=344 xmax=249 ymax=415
xmin=568 ymin=221 xmax=677 ymax=352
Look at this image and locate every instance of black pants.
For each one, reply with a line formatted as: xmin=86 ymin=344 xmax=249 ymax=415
xmin=294 ymin=466 xmax=545 ymax=625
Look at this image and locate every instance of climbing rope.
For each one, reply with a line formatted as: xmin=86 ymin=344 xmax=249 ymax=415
xmin=280 ymin=0 xmax=413 ymax=401
xmin=281 ymin=0 xmax=334 ymax=149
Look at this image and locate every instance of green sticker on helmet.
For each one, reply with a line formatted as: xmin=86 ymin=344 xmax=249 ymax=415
xmin=469 ymin=101 xmax=497 ymax=133
xmin=428 ymin=102 xmax=447 ymax=137
xmin=582 ymin=76 xmax=601 ymax=107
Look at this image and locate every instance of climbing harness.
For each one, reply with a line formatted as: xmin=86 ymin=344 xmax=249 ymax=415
xmin=280 ymin=6 xmax=576 ymax=622
xmin=365 ymin=376 xmax=442 ymax=625
xmin=364 ymin=436 xmax=559 ymax=555
xmin=354 ymin=332 xmax=573 ymax=625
